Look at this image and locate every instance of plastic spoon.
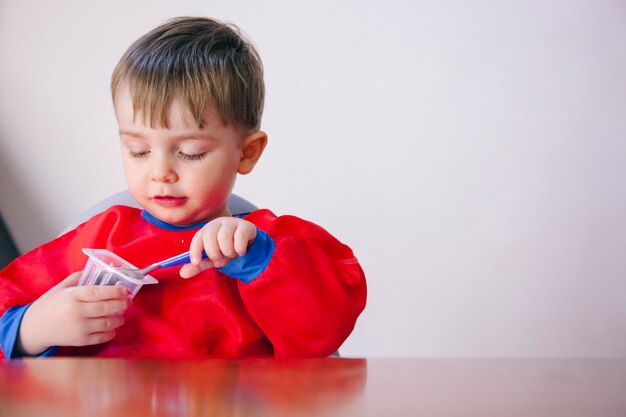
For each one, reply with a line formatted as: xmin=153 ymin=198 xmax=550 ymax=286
xmin=117 ymin=250 xmax=208 ymax=279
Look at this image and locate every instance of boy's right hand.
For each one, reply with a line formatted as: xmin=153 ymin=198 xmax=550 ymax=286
xmin=17 ymin=271 xmax=131 ymax=356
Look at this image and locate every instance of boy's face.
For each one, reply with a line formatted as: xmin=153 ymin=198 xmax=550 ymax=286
xmin=114 ymin=87 xmax=250 ymax=226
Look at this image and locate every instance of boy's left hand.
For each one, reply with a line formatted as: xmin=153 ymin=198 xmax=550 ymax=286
xmin=179 ymin=217 xmax=257 ymax=279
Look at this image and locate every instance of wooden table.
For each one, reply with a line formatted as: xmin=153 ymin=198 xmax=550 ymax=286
xmin=0 ymin=358 xmax=624 ymax=416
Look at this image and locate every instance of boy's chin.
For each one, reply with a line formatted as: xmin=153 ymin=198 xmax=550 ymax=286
xmin=145 ymin=206 xmax=197 ymax=226
xmin=147 ymin=206 xmax=228 ymax=227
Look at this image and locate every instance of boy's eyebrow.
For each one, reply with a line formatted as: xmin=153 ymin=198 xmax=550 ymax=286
xmin=118 ymin=130 xmax=216 ymax=141
xmin=169 ymin=133 xmax=217 ymax=142
xmin=119 ymin=130 xmax=144 ymax=138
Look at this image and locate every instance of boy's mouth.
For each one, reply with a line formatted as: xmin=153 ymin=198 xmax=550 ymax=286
xmin=152 ymin=195 xmax=188 ymax=207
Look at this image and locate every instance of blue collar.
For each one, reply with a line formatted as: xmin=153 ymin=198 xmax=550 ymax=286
xmin=141 ymin=210 xmax=209 ymax=231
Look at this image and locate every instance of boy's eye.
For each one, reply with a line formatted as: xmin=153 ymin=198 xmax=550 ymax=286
xmin=129 ymin=150 xmax=150 ymax=158
xmin=178 ymin=151 xmax=207 ymax=161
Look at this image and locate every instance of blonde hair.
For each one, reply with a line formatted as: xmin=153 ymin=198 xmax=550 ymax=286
xmin=111 ymin=16 xmax=264 ymax=130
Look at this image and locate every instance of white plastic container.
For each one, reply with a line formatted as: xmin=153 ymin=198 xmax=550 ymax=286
xmin=79 ymin=249 xmax=158 ymax=298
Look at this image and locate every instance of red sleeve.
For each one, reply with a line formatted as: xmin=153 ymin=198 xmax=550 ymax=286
xmin=239 ymin=209 xmax=367 ymax=358
xmin=0 ymin=206 xmax=138 ymax=359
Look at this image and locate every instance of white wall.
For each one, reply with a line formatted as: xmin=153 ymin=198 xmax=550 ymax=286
xmin=1 ymin=0 xmax=625 ymax=358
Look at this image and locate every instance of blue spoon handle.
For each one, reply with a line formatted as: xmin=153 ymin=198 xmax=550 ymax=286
xmin=159 ymin=250 xmax=208 ymax=268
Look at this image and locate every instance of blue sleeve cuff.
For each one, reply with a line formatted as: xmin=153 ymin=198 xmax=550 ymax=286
xmin=218 ymin=229 xmax=275 ymax=284
xmin=1 ymin=304 xmax=57 ymax=359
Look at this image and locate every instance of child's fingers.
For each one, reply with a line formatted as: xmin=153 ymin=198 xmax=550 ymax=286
xmin=217 ymin=222 xmax=238 ymax=258
xmin=179 ymin=263 xmax=202 ymax=279
xmin=233 ymin=224 xmax=256 ymax=256
xmin=78 ymin=330 xmax=117 ymax=347
xmin=74 ymin=285 xmax=129 ymax=302
xmin=81 ymin=298 xmax=131 ymax=318
xmin=179 ymin=259 xmax=214 ymax=279
xmin=202 ymin=224 xmax=223 ymax=263
xmin=188 ymin=218 xmax=256 ymax=271
xmin=84 ymin=315 xmax=125 ymax=334
xmin=188 ymin=231 xmax=206 ymax=265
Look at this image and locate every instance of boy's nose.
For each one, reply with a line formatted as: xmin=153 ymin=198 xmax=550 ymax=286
xmin=150 ymin=157 xmax=178 ymax=183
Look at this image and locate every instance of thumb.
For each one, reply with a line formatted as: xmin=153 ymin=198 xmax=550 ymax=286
xmin=54 ymin=271 xmax=82 ymax=289
xmin=179 ymin=259 xmax=215 ymax=279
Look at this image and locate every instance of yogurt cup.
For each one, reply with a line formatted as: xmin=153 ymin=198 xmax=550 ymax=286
xmin=79 ymin=249 xmax=158 ymax=298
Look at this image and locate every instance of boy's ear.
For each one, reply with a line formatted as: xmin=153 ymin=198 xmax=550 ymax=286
xmin=238 ymin=131 xmax=268 ymax=175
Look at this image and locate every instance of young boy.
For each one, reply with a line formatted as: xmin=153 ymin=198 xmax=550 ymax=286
xmin=0 ymin=17 xmax=366 ymax=359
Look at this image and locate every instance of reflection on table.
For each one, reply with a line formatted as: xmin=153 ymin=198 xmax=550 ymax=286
xmin=1 ymin=358 xmax=625 ymax=416
xmin=0 ymin=357 xmax=366 ymax=417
